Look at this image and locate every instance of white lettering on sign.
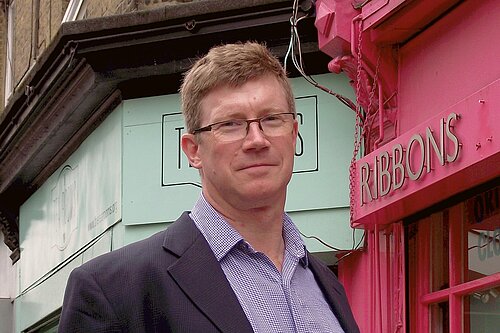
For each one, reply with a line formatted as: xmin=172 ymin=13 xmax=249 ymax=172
xmin=360 ymin=112 xmax=461 ymax=205
xmin=161 ymin=112 xmax=201 ymax=187
xmin=51 ymin=165 xmax=78 ymax=250
xmin=88 ymin=202 xmax=118 ymax=231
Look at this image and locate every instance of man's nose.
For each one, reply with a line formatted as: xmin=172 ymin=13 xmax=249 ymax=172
xmin=243 ymin=121 xmax=270 ymax=149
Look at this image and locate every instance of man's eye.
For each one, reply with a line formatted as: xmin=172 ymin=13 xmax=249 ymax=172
xmin=262 ymin=115 xmax=282 ymax=123
xmin=219 ymin=120 xmax=242 ymax=128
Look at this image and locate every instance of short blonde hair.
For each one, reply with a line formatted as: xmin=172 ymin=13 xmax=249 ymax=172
xmin=180 ymin=42 xmax=296 ymax=133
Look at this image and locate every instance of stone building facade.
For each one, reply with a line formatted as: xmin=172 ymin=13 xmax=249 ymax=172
xmin=1 ymin=0 xmax=199 ymax=114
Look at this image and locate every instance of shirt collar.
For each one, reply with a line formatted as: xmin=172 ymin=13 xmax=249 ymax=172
xmin=282 ymin=214 xmax=308 ymax=267
xmin=190 ymin=194 xmax=308 ymax=266
xmin=190 ymin=194 xmax=243 ymax=261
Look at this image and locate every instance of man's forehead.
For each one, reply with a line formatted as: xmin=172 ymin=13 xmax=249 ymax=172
xmin=199 ymin=81 xmax=288 ymax=120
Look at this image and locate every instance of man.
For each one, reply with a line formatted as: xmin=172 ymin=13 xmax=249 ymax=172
xmin=59 ymin=42 xmax=359 ymax=332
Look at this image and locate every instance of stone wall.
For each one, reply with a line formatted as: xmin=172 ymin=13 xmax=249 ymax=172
xmin=1 ymin=0 xmax=208 ymax=114
xmin=3 ymin=0 xmax=71 ymax=110
xmin=0 ymin=8 xmax=6 ymax=108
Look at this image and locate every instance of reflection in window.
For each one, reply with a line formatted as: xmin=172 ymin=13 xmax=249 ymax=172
xmin=430 ymin=302 xmax=449 ymax=333
xmin=465 ymin=186 xmax=500 ymax=282
xmin=465 ymin=287 xmax=500 ymax=332
xmin=431 ymin=210 xmax=450 ymax=292
xmin=406 ymin=182 xmax=500 ymax=332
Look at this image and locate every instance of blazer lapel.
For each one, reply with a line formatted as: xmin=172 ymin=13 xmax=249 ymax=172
xmin=308 ymin=254 xmax=360 ymax=333
xmin=163 ymin=213 xmax=254 ymax=333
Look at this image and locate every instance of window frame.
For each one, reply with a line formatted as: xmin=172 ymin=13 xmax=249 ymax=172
xmin=406 ymin=180 xmax=500 ymax=332
xmin=62 ymin=0 xmax=85 ymax=22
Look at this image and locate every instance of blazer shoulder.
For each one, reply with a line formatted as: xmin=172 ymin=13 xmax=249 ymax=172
xmin=78 ymin=212 xmax=196 ymax=272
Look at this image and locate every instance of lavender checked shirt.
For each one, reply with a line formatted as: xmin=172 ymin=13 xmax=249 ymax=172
xmin=190 ymin=195 xmax=345 ymax=333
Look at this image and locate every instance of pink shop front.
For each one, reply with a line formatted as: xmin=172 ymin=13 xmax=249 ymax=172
xmin=313 ymin=0 xmax=500 ymax=331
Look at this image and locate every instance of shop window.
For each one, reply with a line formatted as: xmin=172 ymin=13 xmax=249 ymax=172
xmin=407 ymin=183 xmax=500 ymax=332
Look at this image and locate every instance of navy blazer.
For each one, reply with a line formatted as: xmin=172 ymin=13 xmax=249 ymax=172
xmin=59 ymin=212 xmax=359 ymax=332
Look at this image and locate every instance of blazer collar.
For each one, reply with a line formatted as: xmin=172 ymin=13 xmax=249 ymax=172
xmin=162 ymin=212 xmax=254 ymax=333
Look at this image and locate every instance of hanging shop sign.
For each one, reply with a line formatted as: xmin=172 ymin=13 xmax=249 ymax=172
xmin=352 ymin=79 xmax=500 ymax=226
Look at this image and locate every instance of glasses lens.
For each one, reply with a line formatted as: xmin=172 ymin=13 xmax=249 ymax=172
xmin=261 ymin=113 xmax=294 ymax=137
xmin=212 ymin=119 xmax=247 ymax=142
xmin=211 ymin=113 xmax=294 ymax=142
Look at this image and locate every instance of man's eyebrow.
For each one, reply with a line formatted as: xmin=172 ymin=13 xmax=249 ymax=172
xmin=209 ymin=104 xmax=288 ymax=123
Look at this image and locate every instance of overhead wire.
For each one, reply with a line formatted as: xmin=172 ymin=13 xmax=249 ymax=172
xmin=300 ymin=231 xmax=344 ymax=251
xmin=285 ymin=0 xmax=357 ymax=112
xmin=287 ymin=0 xmax=366 ymax=258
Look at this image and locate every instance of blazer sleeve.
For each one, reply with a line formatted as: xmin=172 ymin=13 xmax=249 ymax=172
xmin=58 ymin=266 xmax=122 ymax=333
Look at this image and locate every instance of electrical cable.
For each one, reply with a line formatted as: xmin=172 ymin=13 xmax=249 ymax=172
xmin=287 ymin=0 xmax=366 ymax=260
xmin=336 ymin=229 xmax=366 ymax=264
xmin=285 ymin=0 xmax=357 ymax=112
xmin=300 ymin=231 xmax=344 ymax=251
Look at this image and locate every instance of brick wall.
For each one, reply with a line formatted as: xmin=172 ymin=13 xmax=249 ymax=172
xmin=2 ymin=0 xmax=71 ymax=112
xmin=77 ymin=0 xmax=136 ymax=19
xmin=38 ymin=0 xmax=51 ymax=56
xmin=138 ymin=0 xmax=194 ymax=11
xmin=1 ymin=0 xmax=207 ymax=114
xmin=37 ymin=0 xmax=70 ymax=55
xmin=13 ymin=0 xmax=32 ymax=88
xmin=0 ymin=8 xmax=6 ymax=109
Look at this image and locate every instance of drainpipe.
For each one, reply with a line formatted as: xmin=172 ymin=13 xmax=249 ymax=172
xmin=350 ymin=15 xmax=377 ymax=81
xmin=351 ymin=15 xmax=387 ymax=150
xmin=374 ymin=224 xmax=383 ymax=332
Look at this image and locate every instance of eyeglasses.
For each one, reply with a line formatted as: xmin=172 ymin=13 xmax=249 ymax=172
xmin=192 ymin=112 xmax=296 ymax=142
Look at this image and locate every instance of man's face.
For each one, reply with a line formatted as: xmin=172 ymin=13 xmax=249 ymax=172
xmin=181 ymin=75 xmax=298 ymax=212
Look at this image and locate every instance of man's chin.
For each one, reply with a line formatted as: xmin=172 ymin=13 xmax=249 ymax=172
xmin=236 ymin=186 xmax=285 ymax=205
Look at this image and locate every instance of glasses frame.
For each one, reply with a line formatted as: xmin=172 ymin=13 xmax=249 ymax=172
xmin=192 ymin=112 xmax=296 ymax=140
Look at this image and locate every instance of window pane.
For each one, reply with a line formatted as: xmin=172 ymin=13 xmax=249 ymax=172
xmin=430 ymin=301 xmax=450 ymax=333
xmin=407 ymin=221 xmax=419 ymax=333
xmin=465 ymin=185 xmax=500 ymax=282
xmin=431 ymin=210 xmax=450 ymax=292
xmin=465 ymin=287 xmax=500 ymax=332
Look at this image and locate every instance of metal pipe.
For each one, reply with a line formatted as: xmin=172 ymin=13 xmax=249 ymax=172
xmin=374 ymin=80 xmax=385 ymax=148
xmin=374 ymin=224 xmax=383 ymax=332
xmin=350 ymin=14 xmax=377 ymax=80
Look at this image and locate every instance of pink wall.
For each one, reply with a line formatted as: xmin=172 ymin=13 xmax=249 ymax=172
xmin=316 ymin=0 xmax=500 ymax=332
xmin=398 ymin=0 xmax=500 ymax=133
xmin=351 ymin=0 xmax=500 ymax=226
xmin=339 ymin=224 xmax=406 ymax=333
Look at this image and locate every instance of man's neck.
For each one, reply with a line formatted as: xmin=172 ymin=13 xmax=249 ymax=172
xmin=231 ymin=211 xmax=286 ymax=272
xmin=205 ymin=193 xmax=287 ymax=271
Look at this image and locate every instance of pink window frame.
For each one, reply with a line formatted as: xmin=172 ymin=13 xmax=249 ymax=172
xmin=411 ymin=200 xmax=500 ymax=332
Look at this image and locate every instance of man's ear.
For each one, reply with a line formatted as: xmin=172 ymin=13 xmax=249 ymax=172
xmin=181 ymin=133 xmax=202 ymax=169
